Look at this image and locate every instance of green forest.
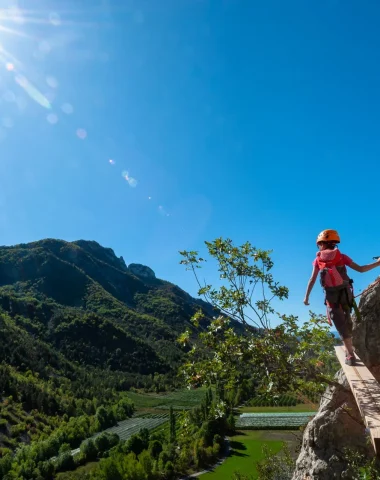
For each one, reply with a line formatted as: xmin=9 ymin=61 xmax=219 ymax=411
xmin=0 ymin=237 xmax=372 ymax=479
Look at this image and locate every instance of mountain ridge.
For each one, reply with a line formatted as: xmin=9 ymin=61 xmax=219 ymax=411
xmin=0 ymin=238 xmax=214 ymax=379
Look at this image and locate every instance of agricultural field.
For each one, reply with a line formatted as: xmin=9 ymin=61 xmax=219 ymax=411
xmin=70 ymin=414 xmax=169 ymax=456
xmin=128 ymin=388 xmax=207 ymax=410
xmin=64 ymin=387 xmax=205 ymax=459
xmin=239 ymin=403 xmax=318 ymax=413
xmin=200 ymin=430 xmax=300 ymax=479
xmin=236 ymin=412 xmax=315 ymax=430
xmin=248 ymin=394 xmax=299 ymax=407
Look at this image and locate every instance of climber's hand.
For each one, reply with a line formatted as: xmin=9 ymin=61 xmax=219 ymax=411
xmin=303 ymin=298 xmax=309 ymax=306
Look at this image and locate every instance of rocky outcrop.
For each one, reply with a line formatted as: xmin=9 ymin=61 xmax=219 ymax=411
xmin=73 ymin=240 xmax=128 ymax=272
xmin=292 ymin=277 xmax=380 ymax=479
xmin=353 ymin=278 xmax=380 ymax=369
xmin=119 ymin=256 xmax=127 ymax=269
xmin=292 ymin=371 xmax=372 ymax=479
xmin=128 ymin=263 xmax=156 ymax=279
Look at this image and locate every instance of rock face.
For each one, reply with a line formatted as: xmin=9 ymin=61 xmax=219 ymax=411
xmin=292 ymin=371 xmax=371 ymax=479
xmin=128 ymin=263 xmax=156 ymax=279
xmin=292 ymin=277 xmax=380 ymax=479
xmin=353 ymin=278 xmax=380 ymax=369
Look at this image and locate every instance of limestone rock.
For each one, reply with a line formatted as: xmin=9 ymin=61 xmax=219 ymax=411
xmin=128 ymin=263 xmax=156 ymax=279
xmin=292 ymin=371 xmax=371 ymax=480
xmin=119 ymin=255 xmax=127 ymax=269
xmin=292 ymin=277 xmax=380 ymax=479
xmin=352 ymin=276 xmax=380 ymax=371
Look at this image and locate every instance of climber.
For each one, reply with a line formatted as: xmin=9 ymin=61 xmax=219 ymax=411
xmin=303 ymin=229 xmax=380 ymax=366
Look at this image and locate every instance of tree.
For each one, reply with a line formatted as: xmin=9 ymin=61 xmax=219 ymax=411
xmin=55 ymin=451 xmax=75 ymax=472
xmin=256 ymin=444 xmax=295 ymax=480
xmin=139 ymin=449 xmax=153 ymax=478
xmin=180 ymin=238 xmax=289 ymax=330
xmin=80 ymin=438 xmax=98 ymax=461
xmin=124 ymin=434 xmax=145 ymax=456
xmin=164 ymin=460 xmax=175 ymax=479
xmin=227 ymin=413 xmax=236 ymax=434
xmin=94 ymin=432 xmax=119 ymax=455
xmin=38 ymin=460 xmax=55 ymax=479
xmin=59 ymin=443 xmax=71 ymax=454
xmin=95 ymin=406 xmax=109 ymax=430
xmin=179 ymin=237 xmax=338 ymax=400
xmin=148 ymin=439 xmax=163 ymax=459
xmin=169 ymin=406 xmax=176 ymax=443
xmin=97 ymin=457 xmax=123 ymax=480
xmin=138 ymin=427 xmax=150 ymax=449
xmin=0 ymin=454 xmax=12 ymax=479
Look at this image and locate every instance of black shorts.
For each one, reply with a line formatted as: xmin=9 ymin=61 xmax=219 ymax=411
xmin=327 ymin=305 xmax=353 ymax=339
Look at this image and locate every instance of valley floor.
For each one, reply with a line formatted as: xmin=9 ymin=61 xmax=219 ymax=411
xmin=199 ymin=430 xmax=301 ymax=479
xmin=198 ymin=403 xmax=316 ymax=479
xmin=57 ymin=394 xmax=314 ymax=479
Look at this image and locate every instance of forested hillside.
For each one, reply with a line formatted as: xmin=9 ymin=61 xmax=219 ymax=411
xmin=0 ymin=238 xmax=215 ymax=452
xmin=0 ymin=238 xmax=216 ymax=375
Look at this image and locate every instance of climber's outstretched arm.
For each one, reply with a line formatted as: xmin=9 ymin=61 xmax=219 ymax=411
xmin=304 ymin=266 xmax=319 ymax=305
xmin=349 ymin=259 xmax=380 ymax=273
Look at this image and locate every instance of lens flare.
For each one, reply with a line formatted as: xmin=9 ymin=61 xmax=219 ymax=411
xmin=47 ymin=113 xmax=58 ymax=124
xmin=14 ymin=74 xmax=51 ymax=109
xmin=122 ymin=170 xmax=138 ymax=187
xmin=49 ymin=12 xmax=61 ymax=26
xmin=109 ymin=159 xmax=115 ymax=165
xmin=46 ymin=76 xmax=58 ymax=88
xmin=158 ymin=206 xmax=170 ymax=216
xmin=76 ymin=128 xmax=87 ymax=139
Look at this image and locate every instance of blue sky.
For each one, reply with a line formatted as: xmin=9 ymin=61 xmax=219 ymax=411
xmin=0 ymin=0 xmax=379 ymax=324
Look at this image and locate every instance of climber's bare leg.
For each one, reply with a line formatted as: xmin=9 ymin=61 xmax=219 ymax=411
xmin=343 ymin=337 xmax=354 ymax=357
xmin=329 ymin=306 xmax=354 ymax=357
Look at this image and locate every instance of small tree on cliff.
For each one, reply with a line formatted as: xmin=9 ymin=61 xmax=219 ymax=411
xmin=179 ymin=237 xmax=338 ymax=402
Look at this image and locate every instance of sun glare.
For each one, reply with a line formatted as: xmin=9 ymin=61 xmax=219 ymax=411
xmin=0 ymin=3 xmax=168 ymax=217
xmin=0 ymin=4 xmax=64 ymax=110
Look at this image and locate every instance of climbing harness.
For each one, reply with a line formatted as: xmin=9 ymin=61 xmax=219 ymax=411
xmin=316 ymin=249 xmax=356 ymax=324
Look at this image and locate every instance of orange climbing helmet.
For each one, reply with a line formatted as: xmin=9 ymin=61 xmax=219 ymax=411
xmin=316 ymin=229 xmax=340 ymax=245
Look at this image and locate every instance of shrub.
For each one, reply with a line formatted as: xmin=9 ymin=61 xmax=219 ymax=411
xmin=80 ymin=438 xmax=98 ymax=461
xmin=59 ymin=443 xmax=71 ymax=454
xmin=124 ymin=434 xmax=145 ymax=456
xmin=94 ymin=432 xmax=119 ymax=455
xmin=55 ymin=451 xmax=76 ymax=473
xmin=164 ymin=460 xmax=175 ymax=479
xmin=256 ymin=444 xmax=295 ymax=480
xmin=10 ymin=423 xmax=26 ymax=437
xmin=149 ymin=439 xmax=163 ymax=459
